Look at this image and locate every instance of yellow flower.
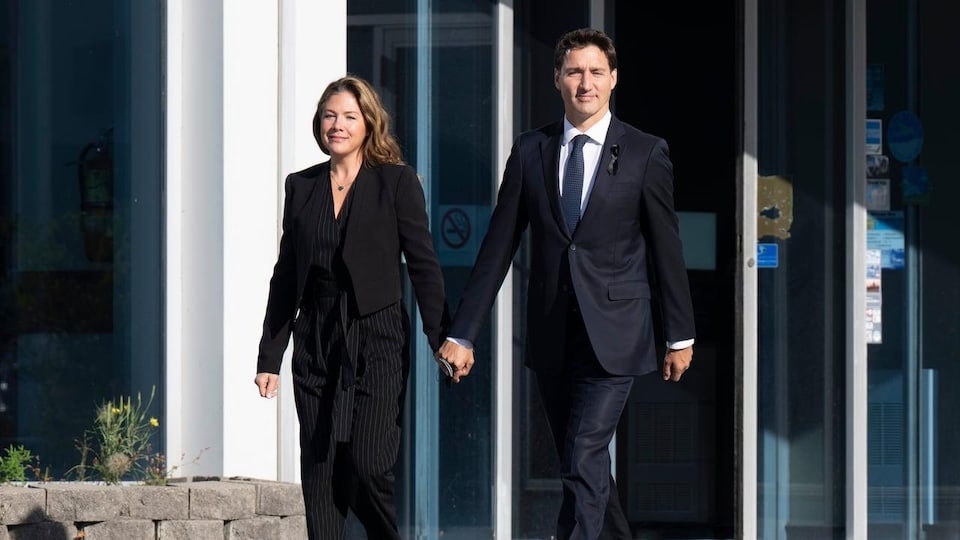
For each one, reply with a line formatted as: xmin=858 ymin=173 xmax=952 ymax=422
xmin=149 ymin=417 xmax=159 ymax=427
xmin=112 ymin=407 xmax=121 ymax=415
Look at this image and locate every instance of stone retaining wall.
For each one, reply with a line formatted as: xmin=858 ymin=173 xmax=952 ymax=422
xmin=0 ymin=477 xmax=306 ymax=540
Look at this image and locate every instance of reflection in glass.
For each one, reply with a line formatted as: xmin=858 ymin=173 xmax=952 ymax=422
xmin=0 ymin=0 xmax=164 ymax=477
xmin=757 ymin=0 xmax=847 ymax=537
xmin=866 ymin=1 xmax=960 ymax=538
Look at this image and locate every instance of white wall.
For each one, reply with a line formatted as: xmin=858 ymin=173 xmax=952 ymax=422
xmin=166 ymin=0 xmax=347 ymax=479
xmin=166 ymin=0 xmax=227 ymax=477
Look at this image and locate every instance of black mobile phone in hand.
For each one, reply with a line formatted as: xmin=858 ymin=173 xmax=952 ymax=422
xmin=436 ymin=353 xmax=455 ymax=379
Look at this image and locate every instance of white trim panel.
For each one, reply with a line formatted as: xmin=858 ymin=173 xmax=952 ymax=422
xmin=846 ymin=0 xmax=868 ymax=536
xmin=164 ymin=0 xmax=185 ymax=477
xmin=494 ymin=2 xmax=514 ymax=537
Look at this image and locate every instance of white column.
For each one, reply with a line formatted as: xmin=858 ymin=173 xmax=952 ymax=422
xmin=275 ymin=0 xmax=347 ymax=483
xmin=221 ymin=0 xmax=282 ymax=479
xmin=166 ymin=0 xmax=227 ymax=477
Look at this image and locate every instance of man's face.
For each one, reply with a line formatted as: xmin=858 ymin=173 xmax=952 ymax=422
xmin=554 ymin=44 xmax=618 ymax=128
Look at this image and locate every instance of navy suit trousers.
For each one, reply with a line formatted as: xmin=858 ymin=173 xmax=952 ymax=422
xmin=536 ymin=298 xmax=634 ymax=540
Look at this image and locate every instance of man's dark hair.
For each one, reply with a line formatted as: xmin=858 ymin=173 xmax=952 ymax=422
xmin=553 ymin=28 xmax=618 ymax=72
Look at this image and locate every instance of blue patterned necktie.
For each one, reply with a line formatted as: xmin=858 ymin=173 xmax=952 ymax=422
xmin=561 ymin=134 xmax=589 ymax=234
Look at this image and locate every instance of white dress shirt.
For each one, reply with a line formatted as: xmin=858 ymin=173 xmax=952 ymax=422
xmin=559 ymin=112 xmax=611 ymax=213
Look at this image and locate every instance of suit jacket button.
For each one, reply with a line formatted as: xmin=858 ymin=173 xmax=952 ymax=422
xmin=570 ymin=244 xmax=577 ymax=251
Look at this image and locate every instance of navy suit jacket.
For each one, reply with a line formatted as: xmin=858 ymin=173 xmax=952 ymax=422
xmin=257 ymin=162 xmax=449 ymax=374
xmin=450 ymin=117 xmax=695 ymax=376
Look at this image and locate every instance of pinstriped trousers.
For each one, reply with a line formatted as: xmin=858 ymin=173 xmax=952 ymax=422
xmin=292 ymin=296 xmax=409 ymax=540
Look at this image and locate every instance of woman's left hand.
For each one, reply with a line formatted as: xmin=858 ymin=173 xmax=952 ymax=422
xmin=255 ymin=372 xmax=280 ymax=398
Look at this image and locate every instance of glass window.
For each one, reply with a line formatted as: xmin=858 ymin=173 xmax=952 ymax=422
xmin=347 ymin=0 xmax=495 ymax=536
xmin=0 ymin=1 xmax=164 ymax=477
xmin=866 ymin=1 xmax=960 ymax=538
xmin=757 ymin=0 xmax=848 ymax=537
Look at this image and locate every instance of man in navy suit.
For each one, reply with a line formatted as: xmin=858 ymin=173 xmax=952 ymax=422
xmin=439 ymin=28 xmax=696 ymax=539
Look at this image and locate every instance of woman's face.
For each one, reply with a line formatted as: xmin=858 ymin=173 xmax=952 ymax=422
xmin=319 ymin=91 xmax=367 ymax=161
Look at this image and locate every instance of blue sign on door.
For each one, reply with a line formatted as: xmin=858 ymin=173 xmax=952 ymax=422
xmin=887 ymin=110 xmax=924 ymax=163
xmin=757 ymin=243 xmax=779 ymax=268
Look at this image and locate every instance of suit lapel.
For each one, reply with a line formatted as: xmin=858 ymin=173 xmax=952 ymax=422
xmin=540 ymin=125 xmax=568 ymax=237
xmin=341 ymin=166 xmax=377 ymax=259
xmin=295 ymin=162 xmax=327 ymax=280
xmin=578 ymin=118 xmax=626 ymax=231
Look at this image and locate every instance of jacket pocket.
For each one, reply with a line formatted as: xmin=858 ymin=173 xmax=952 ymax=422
xmin=608 ymin=280 xmax=650 ymax=300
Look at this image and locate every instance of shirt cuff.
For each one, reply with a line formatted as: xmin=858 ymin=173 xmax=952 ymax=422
xmin=446 ymin=337 xmax=474 ymax=350
xmin=666 ymin=338 xmax=695 ymax=350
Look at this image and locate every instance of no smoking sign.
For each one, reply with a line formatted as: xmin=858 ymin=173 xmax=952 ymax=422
xmin=435 ymin=205 xmax=488 ymax=266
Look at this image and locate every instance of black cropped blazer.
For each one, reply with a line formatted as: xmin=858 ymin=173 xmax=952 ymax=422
xmin=257 ymin=161 xmax=449 ymax=374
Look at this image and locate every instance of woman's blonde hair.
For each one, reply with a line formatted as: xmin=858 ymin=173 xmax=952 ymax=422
xmin=313 ymin=75 xmax=404 ymax=167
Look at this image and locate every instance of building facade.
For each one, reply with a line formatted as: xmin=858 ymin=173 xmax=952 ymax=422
xmin=2 ymin=0 xmax=958 ymax=538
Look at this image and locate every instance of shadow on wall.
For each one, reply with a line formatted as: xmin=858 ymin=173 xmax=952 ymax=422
xmin=5 ymin=506 xmax=79 ymax=539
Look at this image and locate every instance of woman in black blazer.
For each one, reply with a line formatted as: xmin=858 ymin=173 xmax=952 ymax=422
xmin=254 ymin=75 xmax=448 ymax=539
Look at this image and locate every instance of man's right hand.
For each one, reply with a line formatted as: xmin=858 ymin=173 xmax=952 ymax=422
xmin=438 ymin=340 xmax=475 ymax=383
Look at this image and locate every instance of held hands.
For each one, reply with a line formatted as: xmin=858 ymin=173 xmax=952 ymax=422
xmin=436 ymin=340 xmax=475 ymax=384
xmin=663 ymin=346 xmax=693 ymax=382
xmin=255 ymin=372 xmax=280 ymax=398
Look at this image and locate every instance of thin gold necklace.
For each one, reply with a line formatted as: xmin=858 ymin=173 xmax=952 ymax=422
xmin=330 ymin=171 xmax=354 ymax=192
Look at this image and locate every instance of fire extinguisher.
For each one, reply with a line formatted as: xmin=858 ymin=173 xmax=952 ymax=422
xmin=77 ymin=128 xmax=114 ymax=263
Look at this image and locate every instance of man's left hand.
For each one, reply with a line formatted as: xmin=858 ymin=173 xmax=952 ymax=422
xmin=438 ymin=340 xmax=474 ymax=383
xmin=663 ymin=346 xmax=693 ymax=382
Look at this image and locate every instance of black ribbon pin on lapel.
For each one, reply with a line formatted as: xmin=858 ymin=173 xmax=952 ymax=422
xmin=607 ymin=144 xmax=620 ymax=175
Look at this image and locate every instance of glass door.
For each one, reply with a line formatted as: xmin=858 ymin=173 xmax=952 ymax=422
xmin=866 ymin=1 xmax=960 ymax=538
xmin=612 ymin=0 xmax=738 ymax=537
xmin=756 ymin=0 xmax=850 ymax=537
xmin=347 ymin=0 xmax=497 ymax=536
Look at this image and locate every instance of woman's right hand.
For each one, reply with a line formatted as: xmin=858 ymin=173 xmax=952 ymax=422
xmin=255 ymin=372 xmax=280 ymax=399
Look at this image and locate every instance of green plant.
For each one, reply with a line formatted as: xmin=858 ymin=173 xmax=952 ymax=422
xmin=71 ymin=387 xmax=160 ymax=484
xmin=0 ymin=444 xmax=34 ymax=483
